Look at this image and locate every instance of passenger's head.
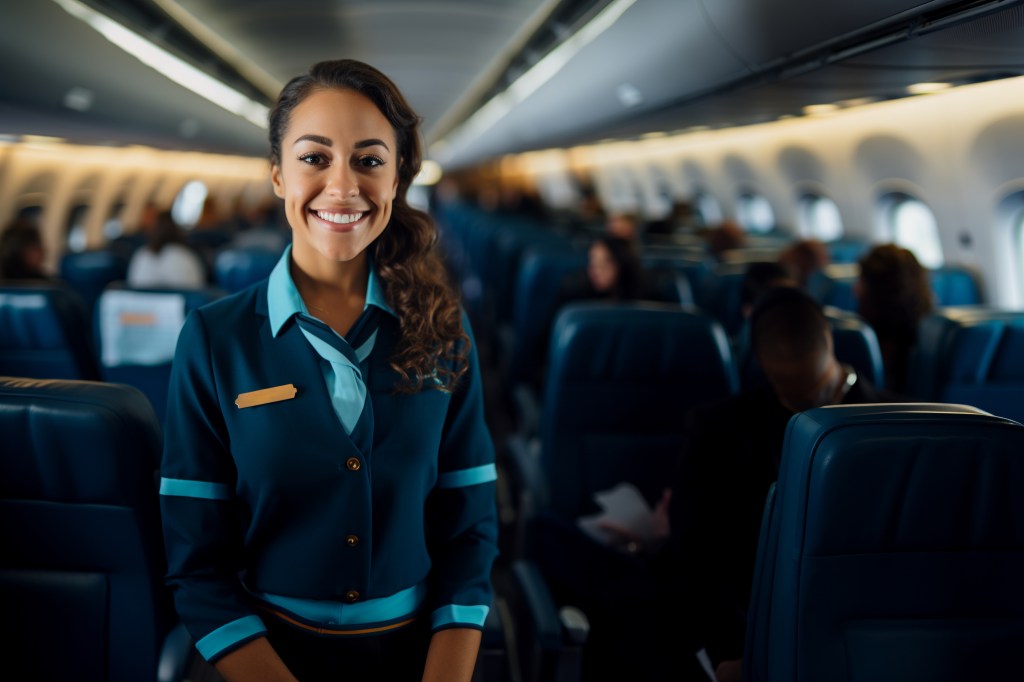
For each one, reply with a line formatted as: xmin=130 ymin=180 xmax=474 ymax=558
xmin=148 ymin=210 xmax=185 ymax=253
xmin=855 ymin=244 xmax=934 ymax=326
xmin=750 ymin=287 xmax=845 ymax=412
xmin=705 ymin=219 xmax=747 ymax=260
xmin=587 ymin=235 xmax=641 ymax=298
xmin=740 ymin=261 xmax=795 ymax=317
xmin=0 ymin=218 xmax=46 ymax=279
xmin=778 ymin=239 xmax=830 ymax=288
xmin=606 ymin=213 xmax=639 ymax=241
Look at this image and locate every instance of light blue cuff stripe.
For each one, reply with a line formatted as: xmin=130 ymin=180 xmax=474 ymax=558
xmin=195 ymin=615 xmax=266 ymax=661
xmin=159 ymin=477 xmax=232 ymax=500
xmin=431 ymin=604 xmax=490 ymax=630
xmin=437 ymin=463 xmax=497 ymax=489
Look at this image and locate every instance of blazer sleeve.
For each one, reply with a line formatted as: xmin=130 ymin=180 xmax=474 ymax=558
xmin=160 ymin=309 xmax=267 ymax=662
xmin=424 ymin=314 xmax=499 ymax=632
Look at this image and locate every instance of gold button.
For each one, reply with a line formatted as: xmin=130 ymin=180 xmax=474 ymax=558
xmin=345 ymin=590 xmax=360 ymax=602
xmin=346 ymin=457 xmax=361 ymax=471
xmin=345 ymin=534 xmax=359 ymax=548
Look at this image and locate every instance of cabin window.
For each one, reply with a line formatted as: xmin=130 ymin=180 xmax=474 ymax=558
xmin=1010 ymin=194 xmax=1024 ymax=297
xmin=172 ymin=180 xmax=209 ymax=228
xmin=693 ymin=191 xmax=722 ymax=227
xmin=737 ymin=192 xmax=774 ymax=234
xmin=797 ymin=194 xmax=843 ymax=241
xmin=66 ymin=204 xmax=89 ymax=253
xmin=104 ymin=202 xmax=125 ymax=240
xmin=878 ymin=192 xmax=943 ymax=268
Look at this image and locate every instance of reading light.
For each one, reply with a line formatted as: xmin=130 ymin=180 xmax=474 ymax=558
xmin=52 ymin=0 xmax=269 ymax=129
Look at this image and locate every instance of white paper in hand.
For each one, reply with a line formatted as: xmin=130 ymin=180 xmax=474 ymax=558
xmin=577 ymin=482 xmax=660 ymax=550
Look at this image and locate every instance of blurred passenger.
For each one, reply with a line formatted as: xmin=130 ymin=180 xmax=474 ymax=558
xmin=777 ymin=238 xmax=830 ymax=289
xmin=0 ymin=218 xmax=49 ymax=280
xmin=606 ymin=212 xmax=640 ymax=241
xmin=855 ymin=244 xmax=934 ymax=392
xmin=645 ymin=199 xmax=698 ymax=237
xmin=740 ymin=261 xmax=794 ymax=318
xmin=670 ymin=287 xmax=901 ymax=681
xmin=704 ymin=219 xmax=747 ymax=261
xmin=126 ymin=210 xmax=206 ymax=289
xmin=559 ymin=235 xmax=644 ymax=303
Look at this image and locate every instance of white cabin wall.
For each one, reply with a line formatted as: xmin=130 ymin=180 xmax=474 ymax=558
xmin=571 ymin=75 xmax=1024 ymax=308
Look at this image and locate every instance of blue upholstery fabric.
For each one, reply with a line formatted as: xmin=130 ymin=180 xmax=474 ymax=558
xmin=0 ymin=283 xmax=100 ymax=380
xmin=929 ymin=267 xmax=982 ymax=306
xmin=908 ymin=308 xmax=1024 ymax=421
xmin=0 ymin=377 xmax=180 ymax=682
xmin=213 ymin=246 xmax=280 ymax=293
xmin=59 ymin=249 xmax=129 ymax=316
xmin=541 ymin=303 xmax=738 ymax=518
xmin=96 ymin=286 xmax=225 ymax=422
xmin=744 ymin=403 xmax=1024 ymax=682
xmin=824 ymin=306 xmax=886 ymax=389
xmin=806 ymin=263 xmax=859 ymax=312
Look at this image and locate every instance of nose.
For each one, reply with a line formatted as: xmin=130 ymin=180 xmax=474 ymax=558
xmin=326 ymin=163 xmax=359 ymax=198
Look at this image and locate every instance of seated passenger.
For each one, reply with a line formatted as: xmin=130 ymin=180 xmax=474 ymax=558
xmin=0 ymin=218 xmax=50 ymax=280
xmin=854 ymin=243 xmax=934 ymax=392
xmin=559 ymin=235 xmax=644 ymax=303
xmin=740 ymin=261 xmax=794 ymax=318
xmin=777 ymin=238 xmax=830 ymax=289
xmin=704 ymin=219 xmax=747 ymax=261
xmin=606 ymin=212 xmax=640 ymax=241
xmin=126 ymin=210 xmax=207 ymax=289
xmin=669 ymin=287 xmax=902 ymax=681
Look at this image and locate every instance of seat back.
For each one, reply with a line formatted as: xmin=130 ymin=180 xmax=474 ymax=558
xmin=0 ymin=377 xmax=173 ymax=682
xmin=824 ymin=306 xmax=886 ymax=389
xmin=0 ymin=283 xmax=100 ymax=380
xmin=930 ymin=266 xmax=982 ymax=306
xmin=908 ymin=308 xmax=1024 ymax=421
xmin=59 ymin=250 xmax=130 ymax=316
xmin=213 ymin=246 xmax=280 ymax=293
xmin=541 ymin=303 xmax=738 ymax=518
xmin=745 ymin=403 xmax=1024 ymax=682
xmin=96 ymin=286 xmax=224 ymax=422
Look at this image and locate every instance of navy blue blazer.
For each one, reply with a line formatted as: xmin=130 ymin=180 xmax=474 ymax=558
xmin=159 ymin=278 xmax=497 ymax=662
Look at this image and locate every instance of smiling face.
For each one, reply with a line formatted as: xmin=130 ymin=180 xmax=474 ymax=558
xmin=271 ymin=87 xmax=399 ymax=272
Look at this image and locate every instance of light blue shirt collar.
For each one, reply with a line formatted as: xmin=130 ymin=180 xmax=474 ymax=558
xmin=267 ymin=244 xmax=395 ymax=337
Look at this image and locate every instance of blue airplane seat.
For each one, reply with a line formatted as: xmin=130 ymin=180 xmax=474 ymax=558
xmin=0 ymin=377 xmax=191 ymax=682
xmin=825 ymin=238 xmax=870 ymax=264
xmin=908 ymin=308 xmax=1024 ymax=421
xmin=538 ymin=302 xmax=738 ymax=520
xmin=504 ymin=248 xmax=587 ymax=432
xmin=930 ymin=266 xmax=982 ymax=306
xmin=59 ymin=249 xmax=129 ymax=315
xmin=96 ymin=286 xmax=225 ymax=423
xmin=806 ymin=263 xmax=859 ymax=312
xmin=213 ymin=246 xmax=280 ymax=293
xmin=0 ymin=283 xmax=100 ymax=380
xmin=744 ymin=403 xmax=1024 ymax=682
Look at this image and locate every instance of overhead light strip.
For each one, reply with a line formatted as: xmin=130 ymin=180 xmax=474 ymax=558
xmin=52 ymin=0 xmax=269 ymax=129
xmin=435 ymin=0 xmax=637 ymax=161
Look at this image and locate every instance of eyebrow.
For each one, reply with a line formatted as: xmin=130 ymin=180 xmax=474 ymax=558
xmin=292 ymin=134 xmax=390 ymax=151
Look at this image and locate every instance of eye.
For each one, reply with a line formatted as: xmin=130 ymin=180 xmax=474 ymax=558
xmin=298 ymin=152 xmax=328 ymax=167
xmin=357 ymin=155 xmax=385 ymax=168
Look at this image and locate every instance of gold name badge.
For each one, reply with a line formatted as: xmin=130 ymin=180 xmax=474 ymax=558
xmin=235 ymin=384 xmax=298 ymax=409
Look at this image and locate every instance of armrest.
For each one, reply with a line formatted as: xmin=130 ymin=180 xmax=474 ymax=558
xmin=510 ymin=560 xmax=590 ymax=682
xmin=157 ymin=622 xmax=193 ymax=682
xmin=511 ymin=383 xmax=542 ymax=438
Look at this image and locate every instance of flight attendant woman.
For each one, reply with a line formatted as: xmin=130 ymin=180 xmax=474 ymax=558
xmin=159 ymin=60 xmax=498 ymax=681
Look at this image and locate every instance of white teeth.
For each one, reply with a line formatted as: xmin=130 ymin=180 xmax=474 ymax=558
xmin=315 ymin=210 xmax=364 ymax=224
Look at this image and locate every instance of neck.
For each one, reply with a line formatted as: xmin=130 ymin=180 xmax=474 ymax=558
xmin=289 ymin=249 xmax=369 ymax=314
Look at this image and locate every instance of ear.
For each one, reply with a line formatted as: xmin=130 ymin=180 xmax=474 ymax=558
xmin=392 ymin=168 xmax=399 ymax=199
xmin=271 ymin=164 xmax=285 ymax=199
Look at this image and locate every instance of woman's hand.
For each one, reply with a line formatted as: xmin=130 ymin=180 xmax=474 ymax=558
xmin=214 ymin=637 xmax=299 ymax=682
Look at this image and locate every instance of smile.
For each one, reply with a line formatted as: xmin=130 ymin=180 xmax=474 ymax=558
xmin=314 ymin=210 xmax=366 ymax=225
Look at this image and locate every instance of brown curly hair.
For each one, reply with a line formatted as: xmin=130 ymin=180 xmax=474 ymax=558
xmin=269 ymin=59 xmax=468 ymax=392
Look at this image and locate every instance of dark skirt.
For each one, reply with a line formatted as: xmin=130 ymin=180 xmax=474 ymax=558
xmin=264 ymin=612 xmax=431 ymax=681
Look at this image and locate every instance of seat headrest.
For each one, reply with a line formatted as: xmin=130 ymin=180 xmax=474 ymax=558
xmin=0 ymin=377 xmax=162 ymax=505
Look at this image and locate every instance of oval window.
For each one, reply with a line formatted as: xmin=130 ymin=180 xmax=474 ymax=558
xmin=878 ymin=193 xmax=943 ymax=268
xmin=797 ymin=194 xmax=843 ymax=241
